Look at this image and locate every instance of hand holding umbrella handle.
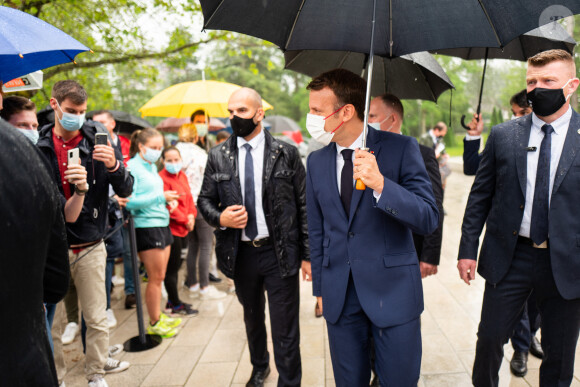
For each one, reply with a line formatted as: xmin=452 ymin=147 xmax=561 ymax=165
xmin=355 ymin=146 xmax=369 ymax=190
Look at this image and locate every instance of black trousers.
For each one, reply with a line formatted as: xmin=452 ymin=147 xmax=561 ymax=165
xmin=234 ymin=242 xmax=301 ymax=387
xmin=473 ymin=242 xmax=580 ymax=387
xmin=164 ymin=235 xmax=186 ymax=306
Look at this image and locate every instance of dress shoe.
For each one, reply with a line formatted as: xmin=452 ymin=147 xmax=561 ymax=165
xmin=314 ymin=301 xmax=323 ymax=318
xmin=529 ymin=336 xmax=544 ymax=359
xmin=510 ymin=351 xmax=528 ymax=377
xmin=246 ymin=365 xmax=270 ymax=387
xmin=125 ymin=294 xmax=136 ymax=309
xmin=208 ymin=273 xmax=222 ymax=283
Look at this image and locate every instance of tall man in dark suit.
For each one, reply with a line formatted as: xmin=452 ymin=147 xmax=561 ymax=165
xmin=458 ymin=49 xmax=580 ymax=386
xmin=369 ymin=93 xmax=444 ymax=277
xmin=198 ymin=87 xmax=309 ymax=387
xmin=306 ymin=69 xmax=439 ymax=386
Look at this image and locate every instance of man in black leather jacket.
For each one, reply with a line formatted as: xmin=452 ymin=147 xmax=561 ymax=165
xmin=198 ymin=87 xmax=309 ymax=387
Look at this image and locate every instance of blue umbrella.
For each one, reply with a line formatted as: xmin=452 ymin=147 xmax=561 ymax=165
xmin=0 ymin=6 xmax=89 ymax=83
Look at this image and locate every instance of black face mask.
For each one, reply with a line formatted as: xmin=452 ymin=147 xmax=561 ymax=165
xmin=526 ymin=87 xmax=567 ymax=117
xmin=231 ymin=114 xmax=257 ymax=138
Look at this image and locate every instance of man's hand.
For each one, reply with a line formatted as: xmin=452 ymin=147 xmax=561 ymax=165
xmin=219 ymin=205 xmax=248 ymax=229
xmin=113 ymin=195 xmax=129 ymax=208
xmin=420 ymin=262 xmax=438 ymax=278
xmin=316 ymin=297 xmax=322 ymax=315
xmin=301 ymin=261 xmax=312 ymax=281
xmin=467 ymin=113 xmax=484 ymax=137
xmin=457 ymin=259 xmax=477 ymax=285
xmin=93 ymin=141 xmax=117 ymax=169
xmin=353 ymin=149 xmax=384 ymax=193
xmin=64 ymin=163 xmax=88 ymax=191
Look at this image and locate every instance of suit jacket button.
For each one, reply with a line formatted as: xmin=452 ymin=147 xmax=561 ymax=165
xmin=512 ymin=230 xmax=517 ymax=235
xmin=348 ymin=232 xmax=354 ymax=238
xmin=519 ymin=204 xmax=524 ymax=209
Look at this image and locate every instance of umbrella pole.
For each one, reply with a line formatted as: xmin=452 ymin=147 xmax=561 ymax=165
xmin=356 ymin=0 xmax=377 ymax=191
xmin=461 ymin=47 xmax=488 ymax=129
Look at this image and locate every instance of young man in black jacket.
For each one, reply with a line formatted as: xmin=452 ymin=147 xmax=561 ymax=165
xmin=37 ymin=80 xmax=133 ymax=387
xmin=198 ymin=87 xmax=310 ymax=387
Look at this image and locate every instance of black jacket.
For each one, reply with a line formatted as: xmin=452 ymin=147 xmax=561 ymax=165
xmin=463 ymin=137 xmax=481 ymax=176
xmin=412 ymin=144 xmax=444 ymax=265
xmin=198 ymin=130 xmax=309 ymax=279
xmin=37 ymin=121 xmax=133 ymax=245
xmin=0 ymin=120 xmax=68 ymax=386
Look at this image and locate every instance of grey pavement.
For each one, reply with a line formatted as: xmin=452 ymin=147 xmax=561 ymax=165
xmin=57 ymin=158 xmax=580 ymax=386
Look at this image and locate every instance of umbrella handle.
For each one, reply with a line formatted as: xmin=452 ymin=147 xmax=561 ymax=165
xmin=356 ymin=179 xmax=366 ymax=190
xmin=461 ymin=114 xmax=480 ymax=130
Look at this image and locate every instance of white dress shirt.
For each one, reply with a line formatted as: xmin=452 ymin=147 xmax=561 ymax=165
xmin=335 ymin=130 xmax=381 ymax=200
xmin=519 ymin=107 xmax=572 ymax=238
xmin=238 ymin=129 xmax=269 ymax=241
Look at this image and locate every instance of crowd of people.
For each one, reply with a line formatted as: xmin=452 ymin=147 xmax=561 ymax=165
xmin=0 ymin=48 xmax=579 ymax=387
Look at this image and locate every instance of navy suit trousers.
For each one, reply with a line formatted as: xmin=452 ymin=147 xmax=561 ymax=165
xmin=326 ymin=273 xmax=421 ymax=387
xmin=473 ymin=242 xmax=580 ymax=387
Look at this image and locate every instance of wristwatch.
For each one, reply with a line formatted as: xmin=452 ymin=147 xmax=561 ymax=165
xmin=75 ymin=185 xmax=89 ymax=195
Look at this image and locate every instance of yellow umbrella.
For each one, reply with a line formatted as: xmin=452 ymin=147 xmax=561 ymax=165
xmin=139 ymin=80 xmax=273 ymax=118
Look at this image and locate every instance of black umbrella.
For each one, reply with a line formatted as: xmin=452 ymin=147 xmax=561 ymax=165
xmin=284 ymin=50 xmax=454 ymax=102
xmin=37 ymin=107 xmax=152 ymax=134
xmin=201 ymin=0 xmax=580 ymax=187
xmin=432 ymin=23 xmax=576 ymax=128
xmin=86 ymin=110 xmax=153 ymax=133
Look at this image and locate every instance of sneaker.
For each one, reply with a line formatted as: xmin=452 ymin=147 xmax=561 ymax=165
xmin=88 ymin=375 xmax=108 ymax=387
xmin=171 ymin=303 xmax=199 ymax=316
xmin=160 ymin=312 xmax=182 ymax=328
xmin=199 ymin=285 xmax=227 ymax=300
xmin=147 ymin=320 xmax=178 ymax=338
xmin=106 ymin=309 xmax=117 ymax=328
xmin=111 ymin=275 xmax=125 ymax=286
xmin=62 ymin=322 xmax=79 ymax=345
xmin=124 ymin=294 xmax=136 ymax=309
xmin=108 ymin=344 xmax=123 ymax=357
xmin=104 ymin=357 xmax=130 ymax=374
xmin=185 ymin=283 xmax=200 ymax=298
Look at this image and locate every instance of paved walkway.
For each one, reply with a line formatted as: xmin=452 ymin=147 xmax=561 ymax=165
xmin=59 ymin=159 xmax=580 ymax=386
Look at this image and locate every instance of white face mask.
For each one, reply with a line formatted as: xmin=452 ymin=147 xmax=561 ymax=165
xmin=368 ymin=114 xmax=392 ymax=131
xmin=305 ymin=106 xmax=345 ymax=146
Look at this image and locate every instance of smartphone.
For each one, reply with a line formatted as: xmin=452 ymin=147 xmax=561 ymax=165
xmin=95 ymin=133 xmax=108 ymax=145
xmin=68 ymin=148 xmax=80 ymax=165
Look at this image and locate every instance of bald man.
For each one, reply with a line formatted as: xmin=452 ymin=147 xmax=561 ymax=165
xmin=198 ymin=88 xmax=309 ymax=387
xmin=458 ymin=49 xmax=580 ymax=386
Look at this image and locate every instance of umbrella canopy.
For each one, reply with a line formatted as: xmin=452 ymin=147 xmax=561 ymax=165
xmin=432 ymin=23 xmax=576 ymax=61
xmin=0 ymin=6 xmax=89 ymax=83
xmin=139 ymin=80 xmax=274 ymax=118
xmin=263 ymin=115 xmax=302 ymax=134
xmin=285 ymin=50 xmax=454 ymax=102
xmin=156 ymin=117 xmax=227 ymax=133
xmin=86 ymin=110 xmax=153 ymax=133
xmin=200 ymin=1 xmax=580 ymax=58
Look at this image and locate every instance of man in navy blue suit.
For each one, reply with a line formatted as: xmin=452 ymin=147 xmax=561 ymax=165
xmin=458 ymin=49 xmax=580 ymax=386
xmin=305 ymin=69 xmax=439 ymax=386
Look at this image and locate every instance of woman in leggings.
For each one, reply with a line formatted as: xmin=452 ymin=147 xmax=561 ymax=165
xmin=159 ymin=146 xmax=199 ymax=315
xmin=126 ymin=128 xmax=181 ymax=338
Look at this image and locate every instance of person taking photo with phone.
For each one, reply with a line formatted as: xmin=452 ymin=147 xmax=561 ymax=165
xmin=37 ymin=80 xmax=133 ymax=387
xmin=126 ymin=128 xmax=183 ymax=338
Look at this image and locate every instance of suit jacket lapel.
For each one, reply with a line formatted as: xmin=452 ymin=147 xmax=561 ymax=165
xmin=515 ymin=116 xmax=532 ymax=197
xmin=552 ymin=110 xmax=580 ymax=195
xmin=262 ymin=131 xmax=281 ymax=197
xmin=348 ymin=128 xmax=382 ymax=225
xmin=223 ymin=137 xmax=242 ymax=202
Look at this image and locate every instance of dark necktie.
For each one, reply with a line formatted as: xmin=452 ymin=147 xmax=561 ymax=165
xmin=243 ymin=143 xmax=257 ymax=240
xmin=530 ymin=124 xmax=554 ymax=245
xmin=341 ymin=149 xmax=354 ymax=216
